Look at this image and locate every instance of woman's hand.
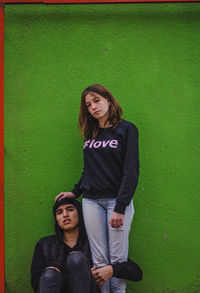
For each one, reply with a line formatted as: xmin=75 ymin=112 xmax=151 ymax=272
xmin=109 ymin=211 xmax=124 ymax=228
xmin=55 ymin=192 xmax=75 ymax=202
xmin=91 ymin=265 xmax=113 ymax=287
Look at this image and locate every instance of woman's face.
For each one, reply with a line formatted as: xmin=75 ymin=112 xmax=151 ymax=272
xmin=85 ymin=92 xmax=110 ymax=124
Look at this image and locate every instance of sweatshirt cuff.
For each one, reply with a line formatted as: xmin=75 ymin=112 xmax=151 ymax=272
xmin=71 ymin=187 xmax=82 ymax=199
xmin=112 ymin=263 xmax=120 ymax=278
xmin=114 ymin=202 xmax=126 ymax=214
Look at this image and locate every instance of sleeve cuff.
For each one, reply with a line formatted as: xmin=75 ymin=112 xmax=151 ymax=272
xmin=71 ymin=187 xmax=82 ymax=199
xmin=114 ymin=202 xmax=127 ymax=214
xmin=112 ymin=263 xmax=120 ymax=278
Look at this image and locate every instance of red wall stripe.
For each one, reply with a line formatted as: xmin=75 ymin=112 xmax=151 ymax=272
xmin=0 ymin=4 xmax=4 ymax=293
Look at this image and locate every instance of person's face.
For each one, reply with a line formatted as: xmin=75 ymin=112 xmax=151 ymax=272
xmin=56 ymin=204 xmax=79 ymax=231
xmin=85 ymin=92 xmax=110 ymax=123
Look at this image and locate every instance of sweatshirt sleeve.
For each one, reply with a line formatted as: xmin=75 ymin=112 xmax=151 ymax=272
xmin=31 ymin=242 xmax=46 ymax=293
xmin=114 ymin=124 xmax=139 ymax=214
xmin=112 ymin=258 xmax=143 ymax=281
xmin=71 ymin=170 xmax=84 ymax=198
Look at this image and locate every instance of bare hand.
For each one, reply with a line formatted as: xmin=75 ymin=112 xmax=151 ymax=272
xmin=91 ymin=265 xmax=113 ymax=286
xmin=55 ymin=192 xmax=75 ymax=202
xmin=109 ymin=211 xmax=124 ymax=228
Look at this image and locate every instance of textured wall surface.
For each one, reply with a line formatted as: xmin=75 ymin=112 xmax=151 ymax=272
xmin=4 ymin=4 xmax=200 ymax=293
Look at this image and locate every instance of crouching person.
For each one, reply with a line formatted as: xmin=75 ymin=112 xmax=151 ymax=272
xmin=31 ymin=198 xmax=142 ymax=293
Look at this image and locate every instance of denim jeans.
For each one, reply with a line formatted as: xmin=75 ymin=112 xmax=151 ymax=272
xmin=38 ymin=251 xmax=93 ymax=293
xmin=82 ymin=198 xmax=134 ymax=293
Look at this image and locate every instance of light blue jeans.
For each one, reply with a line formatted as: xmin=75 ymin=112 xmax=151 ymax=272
xmin=82 ymin=198 xmax=134 ymax=293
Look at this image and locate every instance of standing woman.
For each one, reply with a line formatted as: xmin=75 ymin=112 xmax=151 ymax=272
xmin=56 ymin=84 xmax=139 ymax=293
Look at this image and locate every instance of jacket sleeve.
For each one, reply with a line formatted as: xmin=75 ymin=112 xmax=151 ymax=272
xmin=31 ymin=241 xmax=46 ymax=293
xmin=114 ymin=124 xmax=139 ymax=214
xmin=112 ymin=258 xmax=143 ymax=281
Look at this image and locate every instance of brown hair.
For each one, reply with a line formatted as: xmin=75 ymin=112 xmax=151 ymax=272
xmin=79 ymin=84 xmax=123 ymax=139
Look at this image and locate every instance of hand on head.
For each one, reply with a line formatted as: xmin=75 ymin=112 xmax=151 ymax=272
xmin=55 ymin=192 xmax=75 ymax=202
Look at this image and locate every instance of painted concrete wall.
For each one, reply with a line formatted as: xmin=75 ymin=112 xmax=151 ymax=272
xmin=4 ymin=4 xmax=200 ymax=293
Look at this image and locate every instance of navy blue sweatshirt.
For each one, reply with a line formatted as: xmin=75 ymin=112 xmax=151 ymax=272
xmin=72 ymin=120 xmax=139 ymax=214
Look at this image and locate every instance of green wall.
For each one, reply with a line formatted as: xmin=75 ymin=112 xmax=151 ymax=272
xmin=4 ymin=4 xmax=200 ymax=293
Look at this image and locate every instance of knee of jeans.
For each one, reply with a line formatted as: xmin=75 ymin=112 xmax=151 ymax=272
xmin=93 ymin=255 xmax=109 ymax=267
xmin=40 ymin=268 xmax=61 ymax=282
xmin=66 ymin=251 xmax=88 ymax=268
xmin=110 ymin=253 xmax=128 ymax=265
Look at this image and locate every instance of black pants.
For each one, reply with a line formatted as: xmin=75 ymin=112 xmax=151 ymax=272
xmin=38 ymin=251 xmax=97 ymax=293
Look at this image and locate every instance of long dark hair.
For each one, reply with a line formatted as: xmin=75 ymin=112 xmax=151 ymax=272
xmin=79 ymin=84 xmax=123 ymax=139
